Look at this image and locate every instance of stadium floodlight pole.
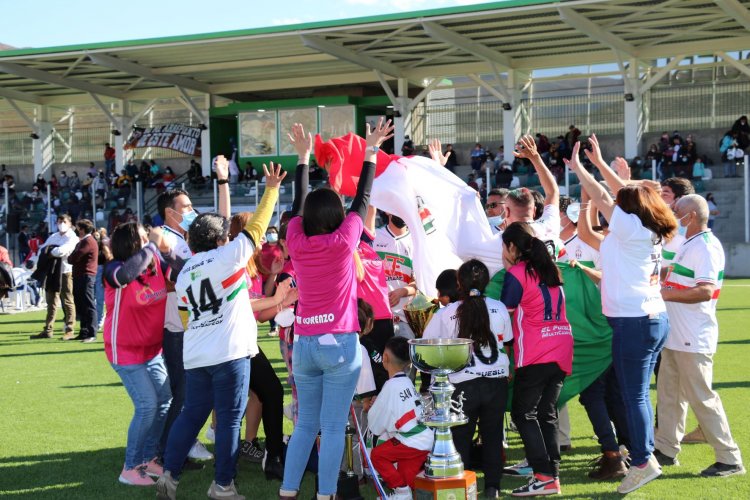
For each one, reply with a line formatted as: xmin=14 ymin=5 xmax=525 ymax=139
xmin=745 ymin=155 xmax=749 ymax=243
xmin=213 ymin=178 xmax=218 ymax=212
xmin=652 ymin=158 xmax=657 ymax=181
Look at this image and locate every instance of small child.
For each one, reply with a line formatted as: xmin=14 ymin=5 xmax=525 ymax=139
xmin=368 ymin=337 xmax=434 ymax=500
xmin=358 ymin=298 xmax=388 ymax=391
xmin=435 ymin=269 xmax=459 ymax=307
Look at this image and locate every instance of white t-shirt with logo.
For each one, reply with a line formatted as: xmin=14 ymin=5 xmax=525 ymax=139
xmin=374 ymin=226 xmax=414 ymax=322
xmin=175 ymin=233 xmax=258 ymax=370
xmin=663 ymin=231 xmax=724 ymax=353
xmin=530 ymin=204 xmax=564 ymax=261
xmin=422 ymin=297 xmax=513 ymax=384
xmin=560 ymin=233 xmax=601 ymax=270
xmin=600 ymin=206 xmax=666 ymax=317
xmin=162 ymin=226 xmax=194 ymax=333
xmin=661 ymin=233 xmax=685 ymax=269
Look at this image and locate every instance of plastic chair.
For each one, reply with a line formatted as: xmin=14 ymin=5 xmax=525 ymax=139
xmin=10 ymin=267 xmax=31 ymax=311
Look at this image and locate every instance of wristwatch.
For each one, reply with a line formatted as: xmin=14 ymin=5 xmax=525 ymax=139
xmin=370 ymin=146 xmax=379 ymax=154
xmin=217 ymin=178 xmax=229 ymax=185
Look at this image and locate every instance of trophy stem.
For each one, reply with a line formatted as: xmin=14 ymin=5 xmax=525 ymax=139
xmin=423 ymin=374 xmax=465 ymax=478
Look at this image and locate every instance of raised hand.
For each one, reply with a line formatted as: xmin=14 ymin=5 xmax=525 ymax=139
xmin=365 ymin=117 xmax=395 ymax=149
xmin=563 ymin=142 xmax=582 ymax=172
xmin=287 ymin=123 xmax=313 ymax=159
xmin=263 ymin=162 xmax=287 ymax=189
xmin=428 ymin=138 xmax=448 ymax=166
xmin=214 ymin=155 xmax=229 ymax=180
xmin=613 ymin=157 xmax=631 ymax=180
xmin=282 ymin=287 xmax=299 ymax=307
xmin=148 ymin=226 xmax=171 ymax=253
xmin=512 ymin=135 xmax=539 ymax=160
xmin=583 ymin=133 xmax=606 ymax=168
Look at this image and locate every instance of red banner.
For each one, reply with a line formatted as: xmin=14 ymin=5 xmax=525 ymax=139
xmin=125 ymin=124 xmax=201 ymax=156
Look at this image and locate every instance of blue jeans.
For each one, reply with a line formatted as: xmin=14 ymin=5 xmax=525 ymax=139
xmin=95 ymin=265 xmax=104 ymax=326
xmin=163 ymin=356 xmax=250 ymax=486
xmin=579 ymin=365 xmax=630 ymax=453
xmin=160 ymin=330 xmax=185 ymax=455
xmin=112 ymin=354 xmax=172 ymax=469
xmin=608 ymin=313 xmax=669 ymax=466
xmin=282 ymin=333 xmax=361 ymax=495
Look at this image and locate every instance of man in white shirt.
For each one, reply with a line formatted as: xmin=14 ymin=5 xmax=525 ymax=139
xmin=374 ymin=213 xmax=417 ymax=339
xmin=156 ymin=188 xmax=214 ymax=462
xmin=485 ymin=188 xmax=509 ymax=235
xmin=660 ymin=177 xmax=695 ymax=270
xmin=655 ymin=195 xmax=744 ymax=477
xmin=30 ymin=214 xmax=78 ymax=339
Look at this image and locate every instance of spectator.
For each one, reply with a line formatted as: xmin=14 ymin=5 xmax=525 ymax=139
xmin=706 ymin=193 xmax=719 ymax=230
xmin=162 ymin=167 xmax=176 ymax=190
xmin=104 ymin=143 xmax=116 ymax=174
xmin=95 ymin=228 xmax=111 ymax=330
xmin=495 ymin=162 xmax=514 ymax=189
xmin=719 ymin=130 xmax=740 ymax=178
xmin=87 ymin=162 xmax=97 ymax=178
xmin=68 ymin=171 xmax=81 ymax=191
xmin=565 ymin=125 xmax=581 ymax=149
xmin=470 ymin=143 xmax=485 ymax=171
xmin=244 ymin=161 xmax=258 ymax=182
xmin=692 ymin=155 xmax=707 ymax=181
xmin=731 ymin=115 xmax=750 ymax=149
xmin=18 ymin=225 xmax=31 ymax=263
xmin=58 ymin=171 xmax=70 ymax=190
xmin=401 ymin=135 xmax=414 ymax=156
xmin=67 ymin=219 xmax=99 ymax=343
xmin=125 ymin=159 xmax=138 ymax=178
xmin=444 ymin=143 xmax=459 ymax=171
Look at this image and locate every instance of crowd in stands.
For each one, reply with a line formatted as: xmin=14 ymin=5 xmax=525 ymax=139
xmin=1 ymin=116 xmax=746 ymax=500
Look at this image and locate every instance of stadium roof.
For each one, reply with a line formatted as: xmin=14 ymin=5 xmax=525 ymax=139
xmin=2 ymin=0 xmax=750 ymax=107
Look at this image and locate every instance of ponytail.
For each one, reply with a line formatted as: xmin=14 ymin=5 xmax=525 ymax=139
xmin=456 ymin=260 xmax=496 ymax=356
xmin=502 ymin=222 xmax=563 ymax=288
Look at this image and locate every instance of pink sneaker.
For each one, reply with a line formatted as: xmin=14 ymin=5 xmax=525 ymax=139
xmin=118 ymin=464 xmax=155 ymax=486
xmin=143 ymin=458 xmax=164 ymax=478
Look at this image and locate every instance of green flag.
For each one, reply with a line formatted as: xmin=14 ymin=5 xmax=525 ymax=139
xmin=485 ymin=263 xmax=612 ymax=407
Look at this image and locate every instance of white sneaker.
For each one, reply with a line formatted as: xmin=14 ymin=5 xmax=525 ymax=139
xmin=205 ymin=426 xmax=215 ymax=443
xmin=617 ymin=455 xmax=662 ymax=494
xmin=388 ymin=486 xmax=412 ymax=500
xmin=283 ymin=403 xmax=294 ymax=421
xmin=188 ymin=440 xmax=214 ymax=461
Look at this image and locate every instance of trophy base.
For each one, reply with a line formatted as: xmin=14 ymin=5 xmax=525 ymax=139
xmin=414 ymin=471 xmax=477 ymax=500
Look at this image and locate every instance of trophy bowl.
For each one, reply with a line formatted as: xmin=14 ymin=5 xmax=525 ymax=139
xmin=408 ymin=338 xmax=473 ymax=377
xmin=403 ymin=293 xmax=438 ymax=338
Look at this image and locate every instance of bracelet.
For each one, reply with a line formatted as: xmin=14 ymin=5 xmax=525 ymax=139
xmin=217 ymin=178 xmax=229 ymax=185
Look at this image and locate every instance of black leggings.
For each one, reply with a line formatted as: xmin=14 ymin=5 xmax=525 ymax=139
xmin=249 ymin=348 xmax=284 ymax=458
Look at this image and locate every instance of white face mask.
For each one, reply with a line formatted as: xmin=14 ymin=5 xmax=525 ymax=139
xmin=58 ymin=222 xmax=70 ymax=233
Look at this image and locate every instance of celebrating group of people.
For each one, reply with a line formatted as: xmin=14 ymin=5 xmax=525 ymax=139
xmin=32 ymin=116 xmax=744 ymax=499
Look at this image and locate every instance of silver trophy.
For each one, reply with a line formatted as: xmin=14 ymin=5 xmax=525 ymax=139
xmin=408 ymin=338 xmax=473 ymax=478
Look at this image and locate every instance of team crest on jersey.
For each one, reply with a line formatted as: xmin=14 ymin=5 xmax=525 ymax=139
xmin=190 ymin=270 xmax=202 ymax=281
xmin=575 ymin=246 xmax=583 ymax=260
xmin=416 ymin=196 xmax=436 ymax=235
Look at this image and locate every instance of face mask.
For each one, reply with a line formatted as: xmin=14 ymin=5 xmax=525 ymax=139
xmin=566 ymin=203 xmax=581 ymax=224
xmin=390 ymin=215 xmax=407 ymax=229
xmin=178 ymin=209 xmax=197 ymax=232
xmin=487 ymin=215 xmax=504 ymax=228
xmin=266 ymin=232 xmax=279 ymax=244
xmin=58 ymin=222 xmax=69 ymax=233
xmin=677 ymin=215 xmax=689 ymax=237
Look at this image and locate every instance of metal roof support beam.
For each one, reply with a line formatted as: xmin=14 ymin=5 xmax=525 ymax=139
xmin=0 ymin=61 xmax=125 ymax=99
xmin=126 ymin=98 xmax=158 ymax=130
xmin=89 ymin=92 xmax=118 ymax=127
xmin=301 ymin=35 xmax=404 ymax=78
xmin=407 ymin=77 xmax=443 ymax=114
xmin=715 ymin=0 xmax=750 ymax=33
xmin=0 ymin=86 xmax=43 ymax=105
xmin=467 ymin=74 xmax=508 ymax=102
xmin=421 ymin=21 xmax=513 ymax=69
xmin=557 ymin=7 xmax=636 ymax=57
xmin=716 ymin=51 xmax=750 ymax=79
xmin=374 ymin=70 xmax=398 ymax=106
xmin=176 ymin=87 xmax=207 ymax=123
xmin=5 ymin=99 xmax=38 ymax=132
xmin=87 ymin=52 xmax=211 ymax=93
xmin=640 ymin=55 xmax=687 ymax=95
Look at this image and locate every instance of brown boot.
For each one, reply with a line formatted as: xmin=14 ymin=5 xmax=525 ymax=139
xmin=588 ymin=451 xmax=628 ymax=480
xmin=30 ymin=331 xmax=53 ymax=339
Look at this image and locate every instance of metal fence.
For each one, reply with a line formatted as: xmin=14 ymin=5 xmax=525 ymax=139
xmin=411 ymin=100 xmax=505 ymax=146
xmin=0 ymin=131 xmax=33 ymax=165
xmin=520 ymin=92 xmax=625 ymax=137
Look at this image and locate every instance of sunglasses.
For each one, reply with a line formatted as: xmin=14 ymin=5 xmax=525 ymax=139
xmin=485 ymin=202 xmax=505 ymax=210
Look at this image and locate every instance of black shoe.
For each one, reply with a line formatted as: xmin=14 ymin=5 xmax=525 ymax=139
xmin=560 ymin=444 xmax=573 ymax=452
xmin=182 ymin=459 xmax=205 ymax=471
xmin=263 ymin=453 xmax=284 ymax=481
xmin=239 ymin=438 xmax=264 ymax=463
xmin=81 ymin=337 xmax=96 ymax=343
xmin=30 ymin=332 xmax=53 ymax=339
xmin=65 ymin=334 xmax=86 ymax=341
xmin=700 ymin=462 xmax=746 ymax=477
xmin=484 ymin=486 xmax=499 ymax=498
xmin=653 ymin=449 xmax=679 ymax=466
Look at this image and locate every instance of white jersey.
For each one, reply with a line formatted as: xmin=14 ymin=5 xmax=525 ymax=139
xmin=560 ymin=233 xmax=601 ymax=270
xmin=422 ymin=297 xmax=513 ymax=384
xmin=367 ymin=374 xmax=433 ymax=451
xmin=661 ymin=233 xmax=685 ymax=269
xmin=175 ymin=232 xmax=258 ymax=370
xmin=530 ymin=204 xmax=564 ymax=261
xmin=374 ymin=226 xmax=414 ymax=321
xmin=162 ymin=226 xmax=194 ymax=333
xmin=600 ymin=206 xmax=666 ymax=317
xmin=663 ymin=231 xmax=724 ymax=353
xmin=40 ymin=228 xmax=79 ymax=274
xmin=356 ymin=344 xmax=377 ymax=398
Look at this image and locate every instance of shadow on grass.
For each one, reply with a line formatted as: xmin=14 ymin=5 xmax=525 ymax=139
xmin=0 ymin=319 xmax=49 ymax=326
xmin=0 ymin=348 xmax=104 ymax=359
xmin=60 ymin=382 xmax=122 ymax=389
xmin=718 ymin=338 xmax=750 ymax=345
xmin=713 ymin=380 xmax=750 ymax=390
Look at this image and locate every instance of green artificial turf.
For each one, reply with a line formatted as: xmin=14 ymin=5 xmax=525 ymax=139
xmin=1 ymin=281 xmax=749 ymax=499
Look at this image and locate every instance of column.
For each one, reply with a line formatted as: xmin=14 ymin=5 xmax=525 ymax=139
xmin=503 ymin=70 xmax=523 ymax=163
xmin=201 ymin=94 xmax=213 ymax=177
xmin=623 ymin=60 xmax=643 ymax=159
xmin=393 ymin=78 xmax=410 ymax=155
xmin=33 ymin=106 xmax=54 ymax=179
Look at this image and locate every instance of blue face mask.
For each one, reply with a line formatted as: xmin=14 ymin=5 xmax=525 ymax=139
xmin=487 ymin=215 xmax=504 ymax=229
xmin=266 ymin=232 xmax=279 ymax=244
xmin=178 ymin=209 xmax=197 ymax=232
xmin=677 ymin=215 xmax=689 ymax=237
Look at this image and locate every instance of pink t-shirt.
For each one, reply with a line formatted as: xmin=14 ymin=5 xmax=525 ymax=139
xmin=104 ymin=249 xmax=168 ymax=366
xmin=501 ymin=262 xmax=573 ymax=375
xmin=357 ymin=234 xmax=392 ymax=320
xmin=287 ymin=212 xmax=362 ymax=335
xmin=248 ymin=272 xmax=264 ymax=320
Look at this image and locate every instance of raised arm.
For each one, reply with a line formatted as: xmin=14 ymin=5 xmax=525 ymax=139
xmin=215 ymin=155 xmax=231 ymax=218
xmin=564 ymin=142 xmax=615 ymax=221
xmin=428 ymin=138 xmax=448 ymax=166
xmin=244 ymin=163 xmax=286 ymax=245
xmin=514 ymin=134 xmax=558 ymax=208
xmin=364 ymin=205 xmax=377 ymax=236
xmin=583 ymin=134 xmax=627 ymax=195
xmin=288 ymin=123 xmax=312 ymax=217
xmin=104 ymin=242 xmax=159 ymax=288
xmin=349 ymin=117 xmax=394 ymax=220
xmin=576 ymin=186 xmax=603 ymax=250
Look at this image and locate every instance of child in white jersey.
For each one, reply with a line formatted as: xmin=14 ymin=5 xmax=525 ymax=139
xmin=368 ymin=336 xmax=433 ymax=500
